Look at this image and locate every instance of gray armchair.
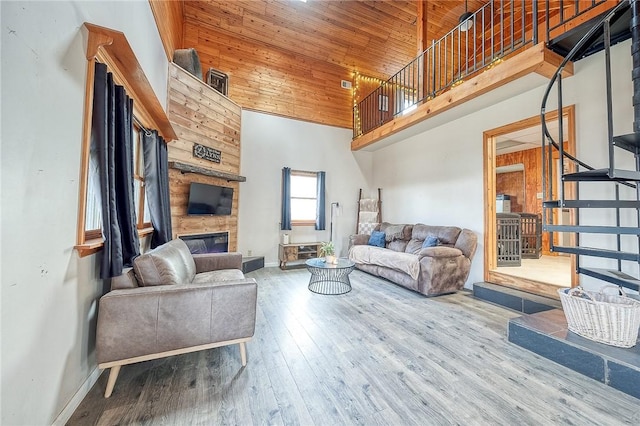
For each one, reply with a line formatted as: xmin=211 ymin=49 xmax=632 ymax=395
xmin=96 ymin=239 xmax=257 ymax=397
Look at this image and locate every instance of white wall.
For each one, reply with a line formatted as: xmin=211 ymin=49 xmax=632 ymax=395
xmin=371 ymin=40 xmax=634 ymax=291
xmin=1 ymin=1 xmax=167 ymax=424
xmin=239 ymin=111 xmax=373 ymax=264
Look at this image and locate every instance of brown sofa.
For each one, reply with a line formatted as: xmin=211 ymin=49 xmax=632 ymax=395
xmin=349 ymin=223 xmax=477 ymax=296
xmin=96 ymin=239 xmax=257 ymax=397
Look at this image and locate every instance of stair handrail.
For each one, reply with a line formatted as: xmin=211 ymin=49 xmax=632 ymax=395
xmin=541 ymin=0 xmax=629 ymax=157
xmin=540 ymin=0 xmax=633 ymax=275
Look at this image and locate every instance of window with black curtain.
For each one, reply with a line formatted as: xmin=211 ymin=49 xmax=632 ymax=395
xmin=91 ymin=62 xmax=140 ymax=278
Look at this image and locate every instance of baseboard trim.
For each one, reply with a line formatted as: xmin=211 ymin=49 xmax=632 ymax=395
xmin=52 ymin=366 xmax=103 ymax=426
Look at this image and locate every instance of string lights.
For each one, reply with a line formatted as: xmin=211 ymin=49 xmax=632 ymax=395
xmin=485 ymin=57 xmax=504 ymax=71
xmin=352 ymin=70 xmax=422 ymax=136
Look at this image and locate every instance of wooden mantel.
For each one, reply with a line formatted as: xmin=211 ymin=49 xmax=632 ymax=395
xmin=169 ymin=161 xmax=246 ymax=182
xmin=351 ymin=43 xmax=574 ymax=151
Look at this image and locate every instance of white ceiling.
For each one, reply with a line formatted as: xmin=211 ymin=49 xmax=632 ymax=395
xmin=496 ymin=119 xmax=567 ymax=155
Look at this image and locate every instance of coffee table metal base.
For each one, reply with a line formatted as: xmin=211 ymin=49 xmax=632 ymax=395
xmin=305 ymin=258 xmax=355 ymax=295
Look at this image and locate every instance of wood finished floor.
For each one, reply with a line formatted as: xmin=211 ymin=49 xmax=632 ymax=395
xmin=495 ymin=254 xmax=572 ymax=287
xmin=68 ymin=267 xmax=640 ymax=425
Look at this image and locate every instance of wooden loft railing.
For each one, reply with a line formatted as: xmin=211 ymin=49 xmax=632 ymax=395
xmin=352 ymin=0 xmax=614 ymax=141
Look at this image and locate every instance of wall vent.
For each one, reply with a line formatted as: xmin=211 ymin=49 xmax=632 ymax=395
xmin=341 ymin=80 xmax=352 ymax=89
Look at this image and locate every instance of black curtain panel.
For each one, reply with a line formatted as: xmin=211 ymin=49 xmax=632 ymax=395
xmin=281 ymin=167 xmax=292 ymax=230
xmin=114 ymin=86 xmax=140 ymax=265
xmin=143 ymin=130 xmax=172 ymax=248
xmin=92 ymin=62 xmax=140 ymax=278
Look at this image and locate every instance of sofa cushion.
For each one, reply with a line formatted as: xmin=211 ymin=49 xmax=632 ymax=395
xmin=412 ymin=224 xmax=461 ymax=245
xmin=418 ymin=246 xmax=464 ymax=258
xmin=192 ymin=269 xmax=245 ymax=285
xmin=380 ymin=222 xmax=413 ymax=241
xmin=455 ymin=228 xmax=478 ymax=260
xmin=387 ymin=240 xmax=408 ymax=252
xmin=368 ymin=230 xmax=386 ymax=247
xmin=350 ymin=245 xmax=420 ymax=280
xmin=111 ymin=268 xmax=139 ymax=290
xmin=422 ymin=236 xmax=439 ymax=248
xmin=350 ymin=233 xmax=371 ymax=247
xmin=405 ymin=239 xmax=424 ymax=255
xmin=133 ymin=239 xmax=197 ymax=286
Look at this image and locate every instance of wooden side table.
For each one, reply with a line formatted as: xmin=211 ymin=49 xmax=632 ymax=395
xmin=279 ymin=242 xmax=322 ymax=269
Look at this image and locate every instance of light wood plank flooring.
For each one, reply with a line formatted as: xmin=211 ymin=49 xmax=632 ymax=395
xmin=496 ymin=254 xmax=572 ymax=287
xmin=68 ymin=267 xmax=640 ymax=425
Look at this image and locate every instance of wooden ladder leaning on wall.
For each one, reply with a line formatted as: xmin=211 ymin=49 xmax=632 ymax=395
xmin=356 ymin=188 xmax=382 ymax=235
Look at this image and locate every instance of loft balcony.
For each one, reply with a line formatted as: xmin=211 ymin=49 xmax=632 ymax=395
xmin=351 ymin=0 xmax=626 ymax=151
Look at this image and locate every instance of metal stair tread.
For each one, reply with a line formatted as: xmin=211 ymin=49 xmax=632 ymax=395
xmin=543 ymin=224 xmax=640 ymax=235
xmin=578 ymin=267 xmax=640 ymax=292
xmin=551 ymin=245 xmax=639 ymax=261
xmin=547 ymin=3 xmax=631 ymax=60
xmin=562 ymin=168 xmax=640 ymax=182
xmin=613 ymin=132 xmax=640 ymax=153
xmin=543 ymin=199 xmax=640 ymax=208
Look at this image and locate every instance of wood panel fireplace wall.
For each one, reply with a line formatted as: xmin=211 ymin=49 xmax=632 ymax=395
xmin=167 ymin=63 xmax=244 ymax=252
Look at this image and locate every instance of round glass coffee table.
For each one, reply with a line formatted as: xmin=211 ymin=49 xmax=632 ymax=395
xmin=305 ymin=258 xmax=356 ymax=295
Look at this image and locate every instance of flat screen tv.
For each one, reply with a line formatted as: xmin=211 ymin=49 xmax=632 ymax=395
xmin=187 ymin=182 xmax=233 ymax=215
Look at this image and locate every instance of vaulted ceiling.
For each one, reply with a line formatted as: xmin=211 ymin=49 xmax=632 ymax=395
xmin=182 ymin=0 xmax=487 ymax=79
xmin=154 ymin=1 xmax=572 ymax=129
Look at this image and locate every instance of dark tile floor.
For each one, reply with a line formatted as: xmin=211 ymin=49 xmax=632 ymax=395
xmin=509 ymin=308 xmax=640 ymax=399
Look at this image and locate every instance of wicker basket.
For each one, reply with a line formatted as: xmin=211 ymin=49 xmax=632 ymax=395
xmin=558 ymin=285 xmax=640 ymax=348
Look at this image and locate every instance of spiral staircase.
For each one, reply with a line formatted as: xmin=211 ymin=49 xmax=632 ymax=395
xmin=541 ymin=0 xmax=640 ymax=295
xmin=502 ymin=0 xmax=640 ymax=401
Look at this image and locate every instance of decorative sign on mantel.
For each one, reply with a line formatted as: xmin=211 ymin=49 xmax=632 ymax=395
xmin=193 ymin=143 xmax=221 ymax=163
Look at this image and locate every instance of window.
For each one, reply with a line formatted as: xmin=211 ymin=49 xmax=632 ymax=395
xmin=82 ymin=119 xmax=152 ymax=246
xmin=290 ymin=170 xmax=318 ymax=226
xmin=76 ymin=23 xmax=176 ymax=257
xmin=133 ymin=126 xmax=152 ymax=231
xmin=84 ymin=134 xmax=103 ymax=240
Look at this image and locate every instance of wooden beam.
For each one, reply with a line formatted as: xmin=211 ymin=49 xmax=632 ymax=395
xmin=83 ymin=22 xmax=177 ymax=142
xmin=416 ymin=1 xmax=429 ymax=54
xmin=169 ymin=161 xmax=247 ymax=182
xmin=351 ymin=43 xmax=573 ymax=151
xmin=148 ymin=0 xmax=185 ymax=60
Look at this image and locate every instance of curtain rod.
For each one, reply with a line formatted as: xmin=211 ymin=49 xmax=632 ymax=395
xmin=133 ymin=115 xmax=152 ymax=136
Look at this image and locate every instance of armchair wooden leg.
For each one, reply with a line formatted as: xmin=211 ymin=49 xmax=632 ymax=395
xmin=104 ymin=365 xmax=121 ymax=398
xmin=239 ymin=342 xmax=247 ymax=366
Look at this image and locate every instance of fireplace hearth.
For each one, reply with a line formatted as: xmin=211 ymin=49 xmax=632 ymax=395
xmin=179 ymin=232 xmax=229 ymax=254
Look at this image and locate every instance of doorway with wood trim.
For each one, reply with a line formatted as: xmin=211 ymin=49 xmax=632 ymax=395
xmin=483 ymin=106 xmax=578 ymax=299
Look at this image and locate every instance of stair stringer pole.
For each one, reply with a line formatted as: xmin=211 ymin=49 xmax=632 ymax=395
xmin=631 ymin=0 xmax=640 ymax=133
xmin=631 ymin=0 xmax=640 ymax=276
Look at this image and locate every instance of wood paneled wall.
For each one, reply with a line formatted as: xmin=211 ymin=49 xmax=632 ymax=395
xmin=496 ymin=147 xmax=548 ymax=253
xmin=183 ymin=21 xmax=353 ymax=128
xmin=167 ymin=63 xmax=241 ymax=251
xmin=496 ymin=171 xmax=525 ymax=213
xmin=148 ymin=0 xmax=184 ymax=60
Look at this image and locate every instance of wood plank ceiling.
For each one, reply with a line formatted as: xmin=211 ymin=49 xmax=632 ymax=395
xmin=180 ymin=1 xmax=488 ymax=128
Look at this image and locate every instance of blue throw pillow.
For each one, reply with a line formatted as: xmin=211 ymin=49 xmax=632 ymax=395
xmin=368 ymin=231 xmax=386 ymax=248
xmin=422 ymin=236 xmax=439 ymax=248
